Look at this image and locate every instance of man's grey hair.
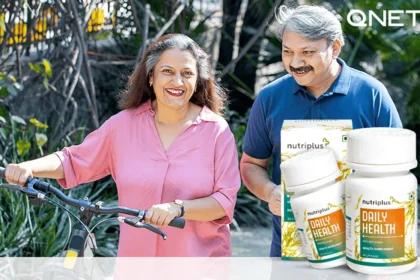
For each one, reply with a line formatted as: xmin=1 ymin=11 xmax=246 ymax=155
xmin=275 ymin=5 xmax=345 ymax=47
xmin=145 ymin=34 xmax=211 ymax=80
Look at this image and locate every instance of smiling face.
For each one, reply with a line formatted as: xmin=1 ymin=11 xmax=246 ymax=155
xmin=149 ymin=48 xmax=198 ymax=110
xmin=282 ymin=28 xmax=340 ymax=91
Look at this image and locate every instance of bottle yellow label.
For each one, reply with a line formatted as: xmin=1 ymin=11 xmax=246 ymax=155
xmin=360 ymin=208 xmax=405 ymax=258
xmin=308 ymin=209 xmax=346 ymax=257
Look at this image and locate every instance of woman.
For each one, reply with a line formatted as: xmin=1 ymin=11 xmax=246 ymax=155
xmin=5 ymin=34 xmax=241 ymax=257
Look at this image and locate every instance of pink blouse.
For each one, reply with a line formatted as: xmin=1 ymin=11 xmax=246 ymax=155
xmin=55 ymin=100 xmax=240 ymax=257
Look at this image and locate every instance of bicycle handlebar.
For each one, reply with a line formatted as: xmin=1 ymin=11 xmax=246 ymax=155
xmin=0 ymin=167 xmax=185 ymax=229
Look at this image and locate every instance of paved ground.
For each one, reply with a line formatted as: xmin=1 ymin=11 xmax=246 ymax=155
xmin=231 ymin=227 xmax=272 ymax=257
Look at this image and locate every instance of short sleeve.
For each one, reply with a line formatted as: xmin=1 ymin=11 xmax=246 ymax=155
xmin=374 ymin=85 xmax=402 ymax=128
xmin=54 ymin=119 xmax=112 ymax=189
xmin=210 ymin=125 xmax=241 ymax=224
xmin=243 ymin=92 xmax=272 ymax=159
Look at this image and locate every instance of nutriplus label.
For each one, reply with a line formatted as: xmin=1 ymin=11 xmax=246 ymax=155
xmin=308 ymin=209 xmax=346 ymax=258
xmin=346 ymin=189 xmax=418 ymax=266
xmin=295 ymin=202 xmax=346 ymax=263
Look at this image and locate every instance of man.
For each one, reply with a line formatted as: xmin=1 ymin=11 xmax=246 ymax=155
xmin=240 ymin=5 xmax=402 ymax=259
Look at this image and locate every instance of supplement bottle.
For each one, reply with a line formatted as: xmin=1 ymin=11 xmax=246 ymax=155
xmin=281 ymin=148 xmax=347 ymax=268
xmin=345 ymin=128 xmax=418 ymax=274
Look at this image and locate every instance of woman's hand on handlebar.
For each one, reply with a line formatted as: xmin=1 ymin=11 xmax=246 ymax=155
xmin=145 ymin=202 xmax=181 ymax=228
xmin=5 ymin=163 xmax=33 ymax=187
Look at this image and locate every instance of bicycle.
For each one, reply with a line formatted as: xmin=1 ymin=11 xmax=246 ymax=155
xmin=0 ymin=167 xmax=185 ymax=279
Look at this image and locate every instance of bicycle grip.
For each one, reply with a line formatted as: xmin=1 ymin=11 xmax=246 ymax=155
xmin=168 ymin=217 xmax=185 ymax=229
xmin=0 ymin=167 xmax=33 ymax=185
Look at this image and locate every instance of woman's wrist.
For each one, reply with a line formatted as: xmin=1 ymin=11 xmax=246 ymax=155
xmin=173 ymin=200 xmax=185 ymax=217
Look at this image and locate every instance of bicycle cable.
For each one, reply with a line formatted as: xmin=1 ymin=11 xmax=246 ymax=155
xmin=44 ymin=197 xmax=96 ymax=256
xmin=82 ymin=217 xmax=119 ymax=253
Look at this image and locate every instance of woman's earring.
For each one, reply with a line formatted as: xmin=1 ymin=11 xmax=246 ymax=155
xmin=150 ymin=83 xmax=152 ymax=87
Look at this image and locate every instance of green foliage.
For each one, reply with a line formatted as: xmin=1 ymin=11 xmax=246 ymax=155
xmin=406 ymin=83 xmax=420 ymax=126
xmin=0 ymin=67 xmax=120 ymax=257
xmin=0 ymin=72 xmax=24 ymax=97
xmin=29 ymin=59 xmax=52 ymax=89
xmin=16 ymin=139 xmax=31 ymax=156
xmin=0 ymin=112 xmax=120 ymax=256
xmin=1 ymin=115 xmax=49 ymax=159
xmin=0 ymin=177 xmax=119 ymax=257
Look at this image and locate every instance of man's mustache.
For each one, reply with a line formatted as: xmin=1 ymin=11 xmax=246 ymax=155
xmin=290 ymin=65 xmax=314 ymax=72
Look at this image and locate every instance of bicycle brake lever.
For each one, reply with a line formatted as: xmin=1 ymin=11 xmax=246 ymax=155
xmin=20 ymin=186 xmax=41 ymax=197
xmin=118 ymin=217 xmax=167 ymax=240
xmin=141 ymin=224 xmax=167 ymax=240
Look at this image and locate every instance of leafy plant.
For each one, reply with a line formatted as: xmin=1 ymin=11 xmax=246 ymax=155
xmin=28 ymin=59 xmax=53 ymax=90
xmin=0 ymin=69 xmax=120 ymax=256
xmin=0 ymin=176 xmax=119 ymax=257
xmin=0 ymin=72 xmax=24 ymax=98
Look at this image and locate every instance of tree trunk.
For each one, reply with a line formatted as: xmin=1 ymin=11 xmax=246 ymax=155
xmin=229 ymin=0 xmax=267 ymax=114
xmin=234 ymin=0 xmax=267 ymax=91
xmin=218 ymin=0 xmax=242 ymax=67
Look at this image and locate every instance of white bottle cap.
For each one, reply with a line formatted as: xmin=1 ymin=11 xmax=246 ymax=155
xmin=281 ymin=148 xmax=341 ymax=193
xmin=346 ymin=128 xmax=417 ymax=172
